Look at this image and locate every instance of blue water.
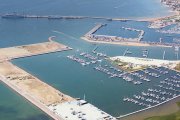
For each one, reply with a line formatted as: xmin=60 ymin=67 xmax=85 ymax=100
xmin=0 ymin=18 xmax=178 ymax=117
xmin=95 ymin=22 xmax=140 ymax=38
xmin=0 ymin=0 xmax=172 ymax=18
xmin=0 ymin=0 xmax=179 ymax=119
xmin=0 ymin=83 xmax=52 ymax=120
xmin=95 ymin=21 xmax=180 ymax=43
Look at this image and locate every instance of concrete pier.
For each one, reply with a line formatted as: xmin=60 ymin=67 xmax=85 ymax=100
xmin=0 ymin=14 xmax=133 ymax=21
xmin=84 ymin=23 xmax=106 ymax=36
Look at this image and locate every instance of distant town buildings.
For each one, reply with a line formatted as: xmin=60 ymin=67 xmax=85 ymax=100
xmin=161 ymin=0 xmax=180 ymax=11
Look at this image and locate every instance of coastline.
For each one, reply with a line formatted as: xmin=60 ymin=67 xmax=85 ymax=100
xmin=136 ymin=11 xmax=178 ymax=22
xmin=0 ymin=40 xmax=116 ymax=120
xmin=0 ymin=74 xmax=64 ymax=120
xmin=0 ymin=0 xmax=179 ymax=119
xmin=0 ymin=41 xmax=74 ymax=120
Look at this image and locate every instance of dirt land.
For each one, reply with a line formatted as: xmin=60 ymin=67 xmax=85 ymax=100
xmin=0 ymin=61 xmax=74 ymax=106
xmin=0 ymin=41 xmax=70 ymax=61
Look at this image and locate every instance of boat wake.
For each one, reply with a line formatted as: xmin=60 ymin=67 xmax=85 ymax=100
xmin=52 ymin=30 xmax=79 ymax=40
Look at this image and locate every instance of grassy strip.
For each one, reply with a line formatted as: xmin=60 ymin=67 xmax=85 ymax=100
xmin=109 ymin=58 xmax=148 ymax=72
xmin=175 ymin=63 xmax=180 ymax=71
xmin=144 ymin=102 xmax=180 ymax=120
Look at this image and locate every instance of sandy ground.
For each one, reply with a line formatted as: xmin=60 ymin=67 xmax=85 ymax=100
xmin=0 ymin=62 xmax=74 ymax=105
xmin=0 ymin=40 xmax=74 ymax=120
xmin=0 ymin=61 xmax=74 ymax=120
xmin=0 ymin=41 xmax=70 ymax=61
xmin=0 ymin=73 xmax=64 ymax=120
xmin=119 ymin=96 xmax=180 ymax=120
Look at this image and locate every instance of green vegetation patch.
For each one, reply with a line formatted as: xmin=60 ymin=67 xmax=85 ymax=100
xmin=145 ymin=102 xmax=180 ymax=120
xmin=109 ymin=58 xmax=148 ymax=72
xmin=176 ymin=102 xmax=180 ymax=108
xmin=175 ymin=63 xmax=180 ymax=71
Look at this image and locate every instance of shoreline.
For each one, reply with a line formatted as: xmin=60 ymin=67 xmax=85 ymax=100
xmin=136 ymin=11 xmax=178 ymax=22
xmin=0 ymin=41 xmax=74 ymax=120
xmin=0 ymin=74 xmax=63 ymax=120
xmin=0 ymin=1 xmax=179 ymax=119
xmin=0 ymin=40 xmax=116 ymax=120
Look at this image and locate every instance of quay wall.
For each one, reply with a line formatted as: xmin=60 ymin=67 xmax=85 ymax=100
xmin=117 ymin=95 xmax=180 ymax=119
xmin=0 ymin=14 xmax=136 ymax=21
xmin=84 ymin=23 xmax=106 ymax=36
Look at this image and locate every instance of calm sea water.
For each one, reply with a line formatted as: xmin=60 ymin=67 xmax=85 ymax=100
xmin=0 ymin=0 xmax=172 ymax=18
xmin=95 ymin=21 xmax=180 ymax=43
xmin=0 ymin=0 xmax=179 ymax=119
xmin=0 ymin=83 xmax=52 ymax=120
